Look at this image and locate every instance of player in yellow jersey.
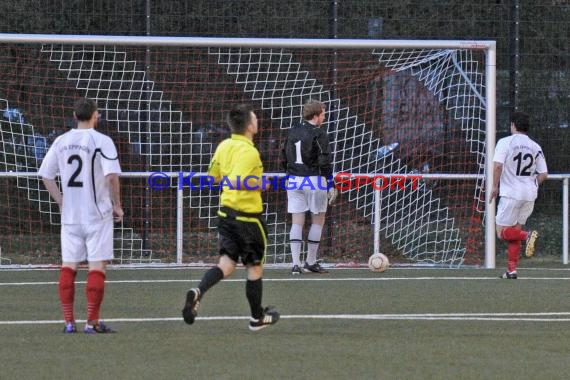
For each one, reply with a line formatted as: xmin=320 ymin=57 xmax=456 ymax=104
xmin=182 ymin=104 xmax=279 ymax=331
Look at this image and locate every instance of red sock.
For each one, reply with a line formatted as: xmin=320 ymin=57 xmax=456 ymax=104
xmin=59 ymin=267 xmax=77 ymax=323
xmin=86 ymin=270 xmax=106 ymax=324
xmin=507 ymin=240 xmax=521 ymax=273
xmin=501 ymin=227 xmax=528 ymax=241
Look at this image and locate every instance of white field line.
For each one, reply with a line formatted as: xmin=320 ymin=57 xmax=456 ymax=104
xmin=2 ymin=276 xmax=570 ymax=286
xmin=2 ymin=265 xmax=570 ymax=271
xmin=3 ymin=312 xmax=570 ymax=325
xmin=3 ymin=276 xmax=570 ymax=324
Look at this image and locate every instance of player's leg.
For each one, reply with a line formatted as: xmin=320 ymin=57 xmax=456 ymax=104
xmin=303 ymin=187 xmax=328 ymax=273
xmin=60 ymin=224 xmax=86 ymax=333
xmin=498 ymin=200 xmax=536 ymax=241
xmin=504 ymin=239 xmax=522 ymax=277
xmin=287 ymin=188 xmax=308 ymax=274
xmin=496 ymin=197 xmax=520 ymax=278
xmin=246 ymin=263 xmax=279 ymax=331
xmin=59 ymin=263 xmax=78 ymax=333
xmin=84 ymin=219 xmax=115 ymax=333
xmin=199 ymin=254 xmax=236 ymax=295
xmin=182 ymin=255 xmax=236 ymax=325
xmin=499 ymin=222 xmax=530 ymax=240
xmin=306 ymin=212 xmax=325 ymax=264
xmin=517 ymin=201 xmax=538 ymax=257
xmin=183 ymin=217 xmax=238 ymax=325
xmin=499 ymin=224 xmax=538 ymax=257
xmin=496 ymin=228 xmax=522 ymax=279
xmin=496 ymin=224 xmax=520 ymax=279
xmin=242 ymin=218 xmax=279 ymax=331
xmin=498 ymin=200 xmax=538 ymax=266
xmin=290 ymin=212 xmax=305 ymax=273
xmin=246 ymin=264 xmax=264 ymax=322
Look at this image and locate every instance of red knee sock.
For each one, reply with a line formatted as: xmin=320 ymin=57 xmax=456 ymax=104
xmin=86 ymin=270 xmax=106 ymax=324
xmin=59 ymin=267 xmax=77 ymax=323
xmin=507 ymin=240 xmax=521 ymax=273
xmin=501 ymin=227 xmax=528 ymax=241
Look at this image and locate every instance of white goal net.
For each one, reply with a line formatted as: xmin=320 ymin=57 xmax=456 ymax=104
xmin=0 ymin=36 xmax=495 ymax=267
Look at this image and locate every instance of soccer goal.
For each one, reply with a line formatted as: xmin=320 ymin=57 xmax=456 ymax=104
xmin=0 ymin=34 xmax=496 ymax=268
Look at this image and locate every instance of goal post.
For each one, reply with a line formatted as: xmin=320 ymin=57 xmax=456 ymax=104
xmin=0 ymin=33 xmax=496 ymax=268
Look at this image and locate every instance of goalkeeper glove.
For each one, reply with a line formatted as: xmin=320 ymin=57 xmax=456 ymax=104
xmin=327 ymin=187 xmax=338 ymax=205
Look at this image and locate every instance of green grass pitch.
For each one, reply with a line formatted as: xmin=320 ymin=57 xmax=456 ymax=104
xmin=1 ymin=266 xmax=570 ymax=379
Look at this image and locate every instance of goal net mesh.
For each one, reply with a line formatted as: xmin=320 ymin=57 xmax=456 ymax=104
xmin=0 ymin=42 xmax=487 ymax=267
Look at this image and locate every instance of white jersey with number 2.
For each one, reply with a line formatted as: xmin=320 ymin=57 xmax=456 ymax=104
xmin=493 ymin=134 xmax=547 ymax=201
xmin=39 ymin=128 xmax=121 ymax=224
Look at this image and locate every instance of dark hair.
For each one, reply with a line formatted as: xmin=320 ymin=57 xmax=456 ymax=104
xmin=302 ymin=99 xmax=325 ymax=120
xmin=226 ymin=104 xmax=254 ymax=134
xmin=74 ymin=98 xmax=98 ymax=121
xmin=511 ymin=111 xmax=530 ymax=132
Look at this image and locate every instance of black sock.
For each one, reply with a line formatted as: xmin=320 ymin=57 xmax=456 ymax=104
xmin=198 ymin=266 xmax=224 ymax=296
xmin=246 ymin=278 xmax=263 ymax=319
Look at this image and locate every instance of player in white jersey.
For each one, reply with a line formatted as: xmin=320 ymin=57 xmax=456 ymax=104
xmin=490 ymin=111 xmax=548 ymax=279
xmin=39 ymin=98 xmax=123 ymax=333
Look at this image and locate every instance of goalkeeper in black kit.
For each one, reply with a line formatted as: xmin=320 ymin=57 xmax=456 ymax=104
xmin=282 ymin=99 xmax=337 ymax=275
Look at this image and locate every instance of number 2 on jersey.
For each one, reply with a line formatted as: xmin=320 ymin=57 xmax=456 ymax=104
xmin=67 ymin=154 xmax=84 ymax=187
xmin=513 ymin=152 xmax=533 ymax=176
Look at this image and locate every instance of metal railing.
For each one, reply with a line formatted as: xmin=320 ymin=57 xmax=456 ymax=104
xmin=1 ymin=171 xmax=568 ymax=267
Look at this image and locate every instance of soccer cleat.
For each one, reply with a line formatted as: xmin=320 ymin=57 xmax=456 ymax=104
xmin=182 ymin=288 xmax=201 ymax=325
xmin=249 ymin=306 xmax=280 ymax=331
xmin=291 ymin=265 xmax=302 ymax=275
xmin=84 ymin=321 xmax=116 ymax=334
xmin=500 ymin=271 xmax=518 ymax=279
xmin=525 ymin=230 xmax=538 ymax=257
xmin=63 ymin=322 xmax=77 ymax=334
xmin=302 ymin=261 xmax=329 ymax=274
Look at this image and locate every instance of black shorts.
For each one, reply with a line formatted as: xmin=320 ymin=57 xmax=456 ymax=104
xmin=217 ymin=208 xmax=268 ymax=266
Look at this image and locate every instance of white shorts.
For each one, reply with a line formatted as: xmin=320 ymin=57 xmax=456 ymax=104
xmin=496 ymin=197 xmax=535 ymax=227
xmin=286 ymin=176 xmax=328 ymax=214
xmin=61 ymin=217 xmax=114 ymax=263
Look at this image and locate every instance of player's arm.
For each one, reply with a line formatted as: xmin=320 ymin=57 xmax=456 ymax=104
xmin=490 ymin=161 xmax=503 ymax=203
xmin=106 ymin=173 xmax=123 ymax=222
xmin=208 ymin=166 xmax=222 ymax=184
xmin=537 ymin=172 xmax=548 ymax=185
xmin=100 ymin=138 xmax=123 ymax=222
xmin=535 ymin=150 xmax=548 ymax=186
xmin=42 ymin=178 xmax=63 ymax=208
xmin=38 ymin=144 xmax=62 ymax=208
xmin=490 ymin=140 xmax=507 ymax=203
xmin=315 ymin=130 xmax=333 ymax=179
xmin=207 ymin=149 xmax=222 ymax=184
xmin=316 ymin=129 xmax=337 ymax=204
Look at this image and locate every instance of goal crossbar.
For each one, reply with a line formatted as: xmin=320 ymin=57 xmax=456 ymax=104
xmin=0 ymin=33 xmax=494 ymax=50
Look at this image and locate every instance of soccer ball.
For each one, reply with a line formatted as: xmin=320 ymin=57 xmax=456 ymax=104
xmin=368 ymin=253 xmax=389 ymax=273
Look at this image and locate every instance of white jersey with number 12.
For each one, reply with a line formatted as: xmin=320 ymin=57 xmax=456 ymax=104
xmin=493 ymin=134 xmax=547 ymax=201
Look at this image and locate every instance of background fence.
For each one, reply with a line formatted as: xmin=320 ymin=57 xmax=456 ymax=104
xmin=0 ymin=1 xmax=567 ymax=265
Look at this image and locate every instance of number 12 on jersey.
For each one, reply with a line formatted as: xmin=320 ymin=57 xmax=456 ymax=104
xmin=513 ymin=152 xmax=533 ymax=176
